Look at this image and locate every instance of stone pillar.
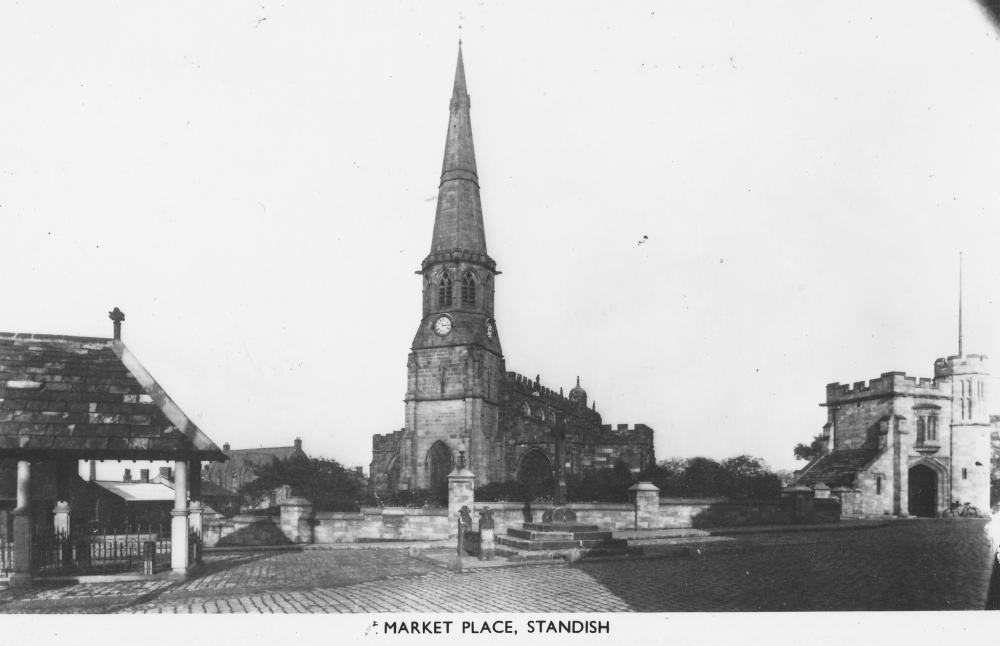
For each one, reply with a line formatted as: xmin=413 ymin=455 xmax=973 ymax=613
xmin=170 ymin=460 xmax=190 ymax=576
xmin=448 ymin=461 xmax=476 ymax=538
xmin=279 ymin=497 xmax=315 ymax=543
xmin=188 ymin=460 xmax=203 ymax=564
xmin=10 ymin=460 xmax=33 ymax=587
xmin=628 ymin=481 xmax=661 ymax=530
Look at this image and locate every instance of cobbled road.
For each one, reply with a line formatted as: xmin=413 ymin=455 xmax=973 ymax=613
xmin=0 ymin=519 xmax=994 ymax=613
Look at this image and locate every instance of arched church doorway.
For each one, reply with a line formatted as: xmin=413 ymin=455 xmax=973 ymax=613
xmin=908 ymin=464 xmax=938 ymax=517
xmin=426 ymin=441 xmax=453 ymax=502
xmin=516 ymin=449 xmax=555 ymax=501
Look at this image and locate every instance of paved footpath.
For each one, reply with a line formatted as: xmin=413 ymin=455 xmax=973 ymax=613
xmin=0 ymin=519 xmax=994 ymax=613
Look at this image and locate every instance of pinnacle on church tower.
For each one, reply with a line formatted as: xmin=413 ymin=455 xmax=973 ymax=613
xmin=425 ymin=43 xmax=494 ymax=270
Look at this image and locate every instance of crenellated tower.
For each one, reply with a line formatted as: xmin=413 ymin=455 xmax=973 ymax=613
xmin=399 ymin=44 xmax=505 ymax=492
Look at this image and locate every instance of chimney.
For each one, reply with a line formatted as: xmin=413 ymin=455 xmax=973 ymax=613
xmin=223 ymin=442 xmax=231 ymax=452
xmin=139 ymin=469 xmax=150 ymax=483
xmin=158 ymin=467 xmax=172 ymax=481
xmin=123 ymin=468 xmax=132 ymax=483
xmin=108 ymin=307 xmax=125 ymax=341
xmin=89 ymin=460 xmax=97 ymax=482
xmin=294 ymin=437 xmax=302 ymax=452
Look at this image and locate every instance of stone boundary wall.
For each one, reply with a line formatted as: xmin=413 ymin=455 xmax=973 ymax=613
xmin=201 ymin=481 xmax=841 ymax=547
xmin=202 ymin=506 xmax=451 ymax=547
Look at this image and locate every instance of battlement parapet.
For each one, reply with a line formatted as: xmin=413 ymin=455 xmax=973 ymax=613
xmin=826 ymin=371 xmax=944 ymax=402
xmin=597 ymin=423 xmax=654 ymax=439
xmin=372 ymin=428 xmax=404 ymax=451
xmin=934 ymin=353 xmax=990 ymax=378
xmin=504 ymin=370 xmax=585 ymax=408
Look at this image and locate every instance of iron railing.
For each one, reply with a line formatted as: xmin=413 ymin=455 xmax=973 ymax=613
xmin=1 ymin=525 xmax=202 ymax=578
xmin=0 ymin=538 xmax=12 ymax=578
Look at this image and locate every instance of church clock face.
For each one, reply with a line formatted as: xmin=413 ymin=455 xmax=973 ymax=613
xmin=485 ymin=320 xmax=495 ymax=339
xmin=433 ymin=315 xmax=453 ymax=336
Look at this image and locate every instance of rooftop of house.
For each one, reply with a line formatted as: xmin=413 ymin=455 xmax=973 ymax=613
xmin=216 ymin=439 xmax=306 ymax=467
xmin=0 ymin=329 xmax=226 ymax=461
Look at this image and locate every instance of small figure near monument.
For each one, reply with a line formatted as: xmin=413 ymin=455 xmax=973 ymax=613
xmin=478 ymin=507 xmax=496 ymax=561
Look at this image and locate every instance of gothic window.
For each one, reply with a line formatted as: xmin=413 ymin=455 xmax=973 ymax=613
xmin=876 ymin=475 xmax=882 ymax=495
xmin=522 ymin=402 xmax=531 ymax=417
xmin=916 ymin=418 xmax=926 ymax=445
xmin=460 ymin=271 xmax=477 ymax=307
xmin=928 ymin=416 xmax=938 ymax=442
xmin=535 ymin=407 xmax=545 ymax=421
xmin=437 ymin=272 xmax=453 ymax=308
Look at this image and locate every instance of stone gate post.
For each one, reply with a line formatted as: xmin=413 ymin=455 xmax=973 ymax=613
xmin=628 ymin=481 xmax=661 ymax=530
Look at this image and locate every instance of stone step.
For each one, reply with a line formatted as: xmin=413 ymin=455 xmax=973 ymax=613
xmin=522 ymin=522 xmax=601 ymax=533
xmin=506 ymin=528 xmax=614 ymax=541
xmin=497 ymin=535 xmax=629 ymax=552
xmin=506 ymin=528 xmax=576 ymax=541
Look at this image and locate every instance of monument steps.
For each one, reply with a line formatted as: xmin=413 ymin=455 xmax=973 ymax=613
xmin=506 ymin=527 xmax=614 ymax=541
xmin=497 ymin=535 xmax=629 ymax=551
xmin=492 ymin=508 xmax=633 ymax=560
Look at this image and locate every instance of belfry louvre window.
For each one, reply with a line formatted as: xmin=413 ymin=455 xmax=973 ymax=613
xmin=460 ymin=271 xmax=477 ymax=307
xmin=438 ymin=273 xmax=453 ymax=308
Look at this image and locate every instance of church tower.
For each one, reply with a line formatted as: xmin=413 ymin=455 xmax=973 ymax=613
xmin=399 ymin=45 xmax=504 ymax=493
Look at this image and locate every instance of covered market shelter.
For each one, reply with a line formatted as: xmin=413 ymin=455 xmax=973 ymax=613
xmin=0 ymin=308 xmax=226 ymax=586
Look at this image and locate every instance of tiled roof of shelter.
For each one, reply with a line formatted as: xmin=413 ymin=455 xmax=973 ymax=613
xmin=796 ymin=449 xmax=880 ymax=488
xmin=0 ymin=333 xmax=226 ymax=460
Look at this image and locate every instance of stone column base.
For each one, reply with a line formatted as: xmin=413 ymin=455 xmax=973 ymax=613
xmin=170 ymin=509 xmax=190 ymax=575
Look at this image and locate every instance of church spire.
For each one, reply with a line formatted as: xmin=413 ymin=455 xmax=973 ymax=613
xmin=426 ymin=43 xmax=492 ymax=268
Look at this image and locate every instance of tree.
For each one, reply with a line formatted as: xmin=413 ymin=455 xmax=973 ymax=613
xmin=240 ymin=454 xmax=367 ymax=512
xmin=793 ymin=434 xmax=827 ymax=462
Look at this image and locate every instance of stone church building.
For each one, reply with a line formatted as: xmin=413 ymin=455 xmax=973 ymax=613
xmin=796 ymin=350 xmax=993 ymax=517
xmin=369 ymin=46 xmax=654 ymax=497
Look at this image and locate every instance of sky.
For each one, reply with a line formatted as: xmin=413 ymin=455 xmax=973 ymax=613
xmin=2 ymin=1 xmax=999 ymax=480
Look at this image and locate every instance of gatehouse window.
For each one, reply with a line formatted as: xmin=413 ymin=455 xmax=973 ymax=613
xmin=438 ymin=273 xmax=453 ymax=308
xmin=928 ymin=416 xmax=937 ymax=442
xmin=916 ymin=418 xmax=926 ymax=444
xmin=460 ymin=271 xmax=477 ymax=307
xmin=876 ymin=476 xmax=882 ymax=495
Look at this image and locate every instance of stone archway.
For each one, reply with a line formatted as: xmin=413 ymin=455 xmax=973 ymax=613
xmin=908 ymin=464 xmax=938 ymax=517
xmin=516 ymin=448 xmax=554 ymax=501
xmin=426 ymin=441 xmax=453 ymax=499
